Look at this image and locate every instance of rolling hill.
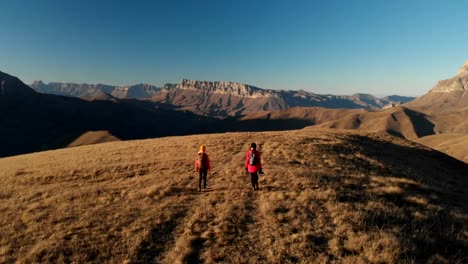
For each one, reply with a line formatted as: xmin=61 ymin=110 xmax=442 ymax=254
xmin=232 ymin=62 xmax=468 ymax=163
xmin=67 ymin=131 xmax=121 ymax=148
xmin=310 ymin=106 xmax=435 ymax=140
xmin=217 ymin=107 xmax=367 ymax=132
xmin=414 ymin=134 xmax=468 ymax=163
xmin=240 ymin=105 xmax=468 ymax=163
xmin=0 ymin=129 xmax=466 ymax=263
xmin=235 ymin=105 xmax=436 ymax=140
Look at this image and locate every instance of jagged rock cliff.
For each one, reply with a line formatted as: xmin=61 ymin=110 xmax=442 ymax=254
xmin=457 ymin=61 xmax=468 ymax=75
xmin=153 ymin=79 xmax=413 ymax=117
xmin=174 ymin=79 xmax=278 ymax=98
xmin=429 ymin=61 xmax=468 ymax=93
xmin=406 ymin=61 xmax=468 ymax=114
xmin=154 ymin=80 xmax=288 ymax=117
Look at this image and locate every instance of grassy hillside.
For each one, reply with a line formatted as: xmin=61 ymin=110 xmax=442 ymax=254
xmin=0 ymin=129 xmax=466 ymax=263
xmin=415 ymin=134 xmax=468 ymax=163
xmin=67 ymin=131 xmax=121 ymax=148
xmin=238 ymin=106 xmax=468 ymax=164
xmin=312 ymin=107 xmax=435 ymax=140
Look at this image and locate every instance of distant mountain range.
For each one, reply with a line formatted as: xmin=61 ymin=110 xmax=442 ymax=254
xmin=0 ymin=72 xmax=215 ymax=157
xmin=31 ymin=79 xmax=415 ymax=117
xmin=31 ymin=81 xmax=161 ymax=99
xmin=2 ymin=61 xmax=467 ymax=162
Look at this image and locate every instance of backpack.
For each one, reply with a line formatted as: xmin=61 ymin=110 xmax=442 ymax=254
xmin=249 ymin=151 xmax=258 ymax=166
xmin=197 ymin=152 xmax=205 ymax=169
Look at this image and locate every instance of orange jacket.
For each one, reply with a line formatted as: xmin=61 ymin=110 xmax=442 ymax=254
xmin=195 ymin=151 xmax=210 ymax=172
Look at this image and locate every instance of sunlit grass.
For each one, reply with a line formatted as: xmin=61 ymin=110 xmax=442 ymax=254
xmin=0 ymin=129 xmax=466 ymax=263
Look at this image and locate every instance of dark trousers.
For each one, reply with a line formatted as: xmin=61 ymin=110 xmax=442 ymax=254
xmin=250 ymin=172 xmax=259 ymax=189
xmin=199 ymin=169 xmax=208 ymax=189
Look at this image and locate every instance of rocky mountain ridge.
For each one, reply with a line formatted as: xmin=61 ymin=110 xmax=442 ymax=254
xmin=170 ymin=79 xmax=278 ymax=98
xmin=154 ymin=79 xmax=415 ymax=116
xmin=31 ymin=79 xmax=415 ymax=116
xmin=457 ymin=61 xmax=468 ymax=75
xmin=405 ymin=61 xmax=468 ymax=114
xmin=429 ymin=61 xmax=468 ymax=93
xmin=30 ymin=81 xmax=161 ymax=99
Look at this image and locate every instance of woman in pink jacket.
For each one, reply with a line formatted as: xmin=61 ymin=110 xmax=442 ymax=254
xmin=195 ymin=145 xmax=211 ymax=192
xmin=245 ymin=142 xmax=263 ymax=191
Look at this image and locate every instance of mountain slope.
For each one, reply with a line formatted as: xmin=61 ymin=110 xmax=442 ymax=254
xmin=67 ymin=131 xmax=121 ymax=147
xmin=216 ymin=107 xmax=366 ymax=132
xmin=1 ymin=71 xmax=36 ymax=96
xmin=232 ymin=106 xmax=435 ymax=140
xmin=415 ymin=134 xmax=468 ymax=163
xmin=0 ymin=129 xmax=466 ymax=263
xmin=405 ymin=61 xmax=468 ymax=114
xmin=240 ymin=107 xmax=366 ymax=123
xmin=429 ymin=109 xmax=468 ymax=134
xmin=312 ymin=106 xmax=435 ymax=140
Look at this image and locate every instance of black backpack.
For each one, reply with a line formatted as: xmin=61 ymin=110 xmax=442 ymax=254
xmin=249 ymin=151 xmax=258 ymax=166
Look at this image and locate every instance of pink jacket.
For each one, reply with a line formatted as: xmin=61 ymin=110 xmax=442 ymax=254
xmin=245 ymin=149 xmax=262 ymax=173
xmin=195 ymin=151 xmax=210 ymax=172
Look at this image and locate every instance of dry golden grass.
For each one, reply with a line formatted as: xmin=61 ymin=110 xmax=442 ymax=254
xmin=67 ymin=130 xmax=120 ymax=148
xmin=0 ymin=129 xmax=466 ymax=263
xmin=414 ymin=134 xmax=468 ymax=163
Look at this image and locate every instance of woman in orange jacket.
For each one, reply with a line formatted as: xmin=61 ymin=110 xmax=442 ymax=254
xmin=195 ymin=144 xmax=210 ymax=192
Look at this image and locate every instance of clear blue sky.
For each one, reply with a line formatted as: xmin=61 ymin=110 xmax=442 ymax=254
xmin=1 ymin=0 xmax=468 ymax=96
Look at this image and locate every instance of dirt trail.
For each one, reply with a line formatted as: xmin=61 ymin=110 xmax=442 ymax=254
xmin=149 ymin=138 xmax=261 ymax=263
